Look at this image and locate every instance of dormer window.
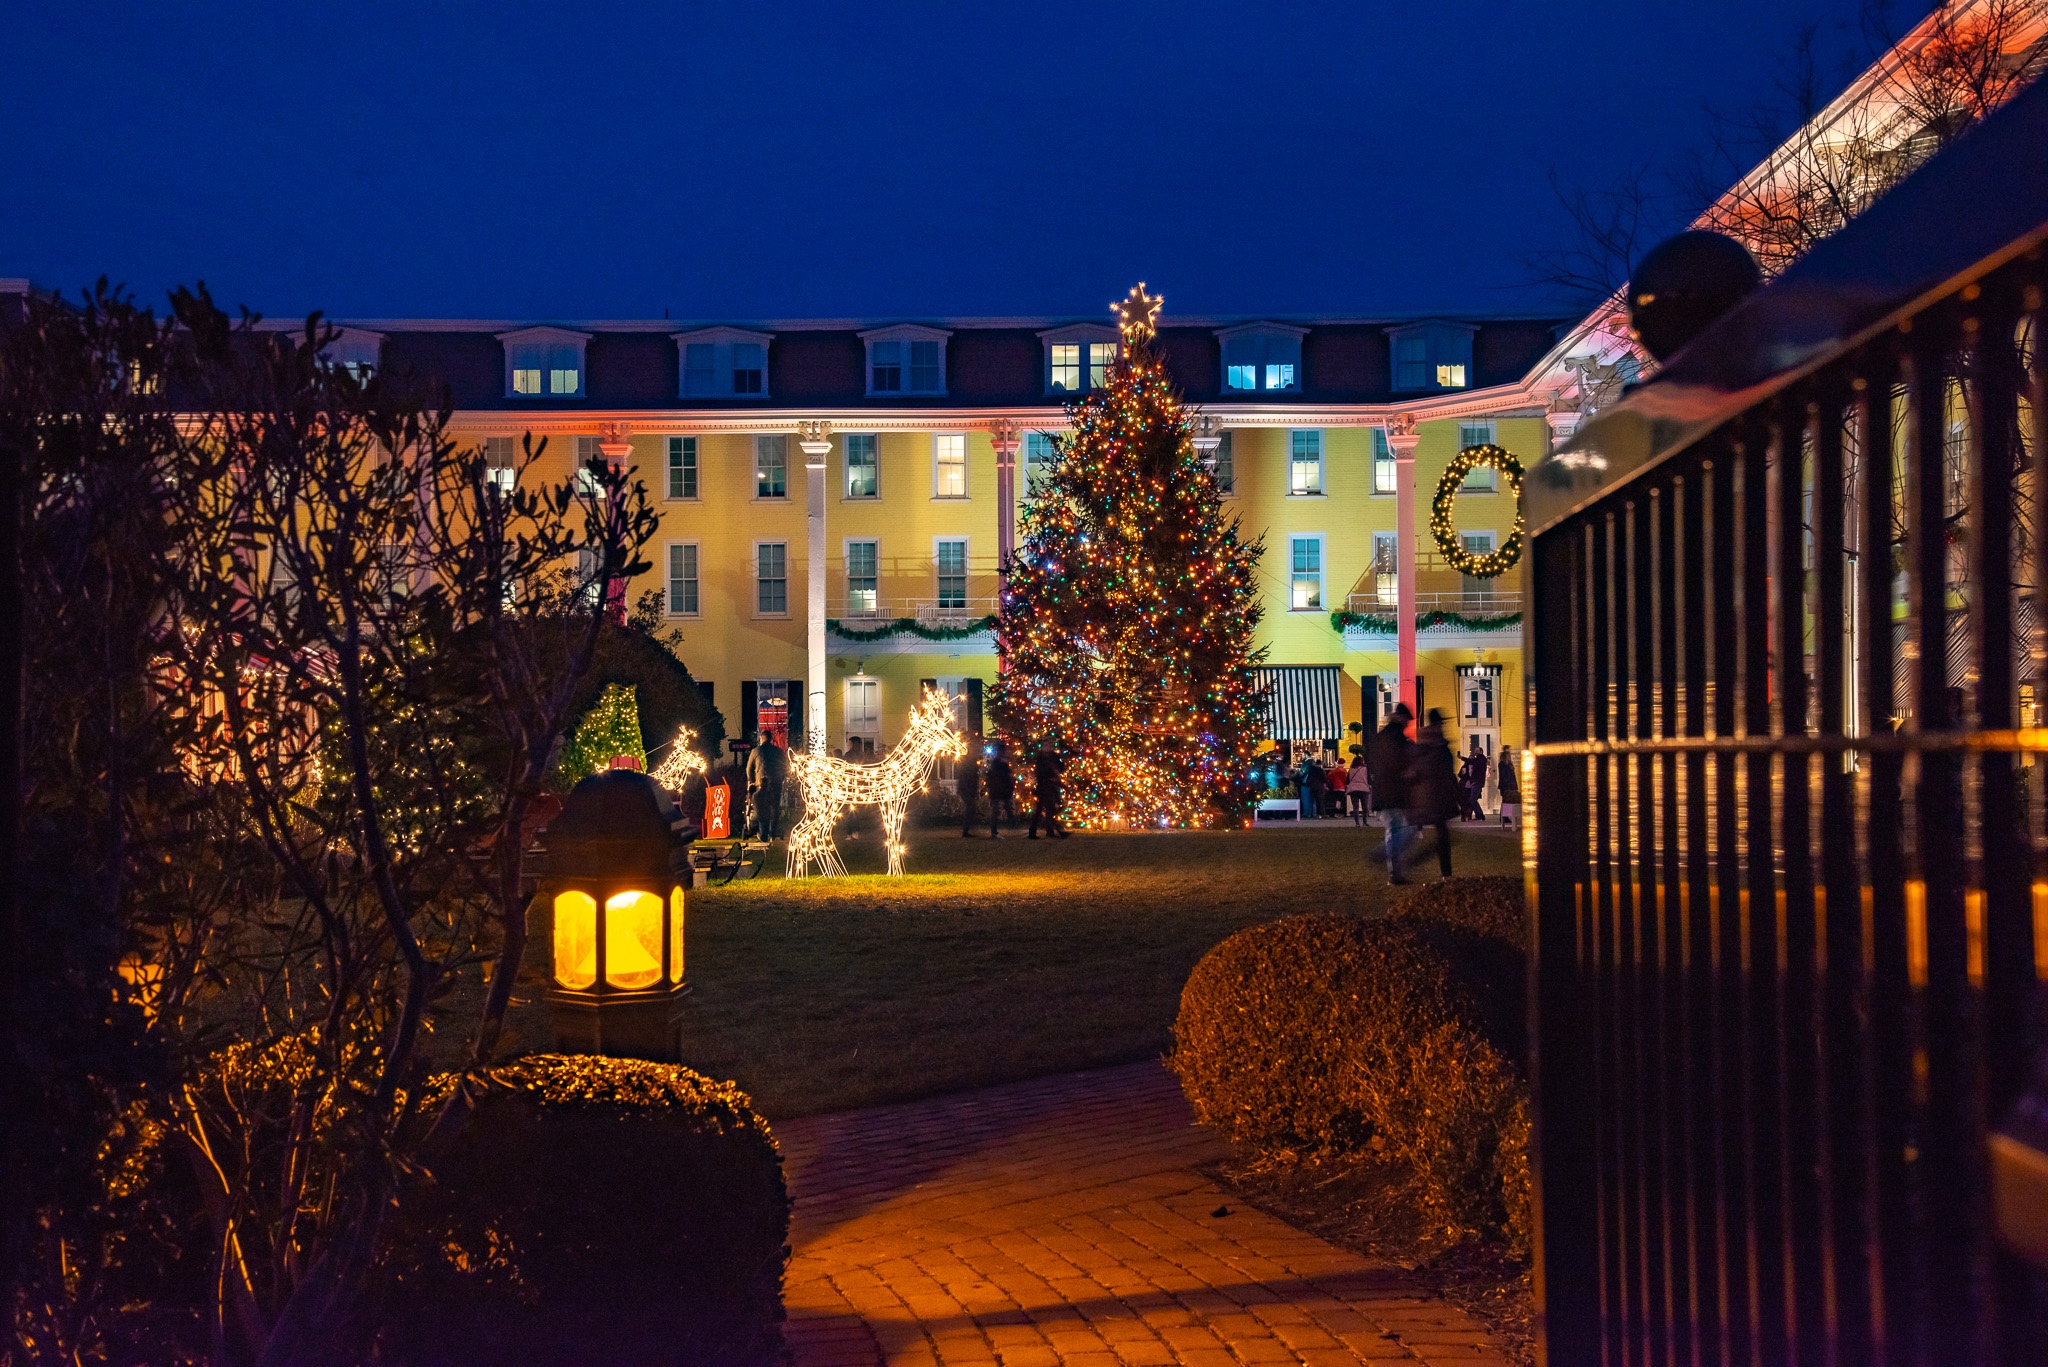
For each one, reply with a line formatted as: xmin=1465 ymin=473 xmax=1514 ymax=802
xmin=860 ymin=324 xmax=949 ymax=396
xmin=674 ymin=327 xmax=773 ymax=399
xmin=321 ymin=328 xmax=383 ymax=380
xmin=1385 ymin=321 xmax=1476 ymax=392
xmin=1038 ymin=324 xmax=1119 ymax=394
xmin=1216 ymin=323 xmax=1307 ymax=393
xmin=497 ymin=326 xmax=589 ymax=399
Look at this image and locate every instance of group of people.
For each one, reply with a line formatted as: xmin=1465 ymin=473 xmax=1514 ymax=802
xmin=956 ymin=742 xmax=1068 ymax=838
xmin=1362 ymin=704 xmax=1520 ymax=884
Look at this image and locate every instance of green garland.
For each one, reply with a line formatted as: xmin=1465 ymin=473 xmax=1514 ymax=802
xmin=827 ymin=615 xmax=998 ymax=643
xmin=1330 ymin=608 xmax=1523 ymax=633
xmin=1432 ymin=444 xmax=1526 ymax=578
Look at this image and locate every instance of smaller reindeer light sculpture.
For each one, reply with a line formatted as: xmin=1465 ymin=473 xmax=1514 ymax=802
xmin=787 ymin=688 xmax=962 ymax=877
xmin=647 ymin=725 xmax=709 ymax=793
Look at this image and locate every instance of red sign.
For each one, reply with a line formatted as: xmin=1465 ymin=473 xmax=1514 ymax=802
xmin=703 ymin=781 xmax=732 ymax=839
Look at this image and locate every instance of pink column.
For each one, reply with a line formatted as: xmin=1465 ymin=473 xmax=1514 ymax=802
xmin=1387 ymin=418 xmax=1421 ymax=717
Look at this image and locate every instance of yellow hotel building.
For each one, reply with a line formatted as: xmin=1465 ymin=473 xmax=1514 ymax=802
xmin=299 ymin=306 xmax=1603 ymax=798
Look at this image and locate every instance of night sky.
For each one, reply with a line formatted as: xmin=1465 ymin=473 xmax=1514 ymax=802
xmin=5 ymin=0 xmax=1922 ymax=323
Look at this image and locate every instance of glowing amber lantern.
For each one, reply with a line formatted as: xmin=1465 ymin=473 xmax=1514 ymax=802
xmin=541 ymin=768 xmax=690 ymax=1061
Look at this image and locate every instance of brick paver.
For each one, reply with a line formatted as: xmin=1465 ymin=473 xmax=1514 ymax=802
xmin=779 ymin=1061 xmax=1513 ymax=1366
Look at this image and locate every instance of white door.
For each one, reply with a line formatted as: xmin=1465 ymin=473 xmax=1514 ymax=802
xmin=1458 ymin=667 xmax=1502 ymax=809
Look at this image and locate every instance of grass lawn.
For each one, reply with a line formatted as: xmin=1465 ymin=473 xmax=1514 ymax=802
xmin=502 ymin=821 xmax=1521 ymax=1121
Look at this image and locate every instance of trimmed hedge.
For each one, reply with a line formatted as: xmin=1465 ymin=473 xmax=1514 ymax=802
xmin=379 ymin=1054 xmax=788 ymax=1366
xmin=1170 ymin=881 xmax=1531 ymax=1250
xmin=1390 ymin=873 xmax=1525 ymax=946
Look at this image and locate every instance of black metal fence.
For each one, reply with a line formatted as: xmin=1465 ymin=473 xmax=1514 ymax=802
xmin=1526 ymin=75 xmax=2048 ymax=1365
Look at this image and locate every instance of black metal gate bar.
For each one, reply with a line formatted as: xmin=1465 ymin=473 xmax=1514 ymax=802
xmin=1524 ymin=71 xmax=2048 ymax=1366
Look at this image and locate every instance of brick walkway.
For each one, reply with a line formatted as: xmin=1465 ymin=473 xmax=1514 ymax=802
xmin=778 ymin=1061 xmax=1514 ymax=1366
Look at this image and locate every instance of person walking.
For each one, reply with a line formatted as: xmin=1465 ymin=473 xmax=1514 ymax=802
xmin=1346 ymin=755 xmax=1372 ymax=825
xmin=1496 ymin=744 xmax=1521 ymax=827
xmin=1404 ymin=709 xmax=1462 ymax=881
xmin=986 ymin=744 xmax=1016 ymax=836
xmin=1029 ymin=744 xmax=1067 ymax=838
xmin=745 ymin=729 xmax=788 ymax=841
xmin=1458 ymin=739 xmax=1489 ymax=822
xmin=1367 ymin=703 xmax=1416 ymax=878
xmin=958 ymin=747 xmax=983 ymax=837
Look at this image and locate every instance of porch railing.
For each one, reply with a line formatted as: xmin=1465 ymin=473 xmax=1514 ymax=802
xmin=1525 ymin=74 xmax=2048 ymax=1363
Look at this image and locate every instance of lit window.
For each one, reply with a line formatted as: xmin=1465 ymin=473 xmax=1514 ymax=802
xmin=485 ymin=436 xmax=517 ymax=497
xmin=548 ymin=347 xmax=579 ymax=394
xmin=575 ymin=437 xmax=608 ymax=498
xmin=1219 ymin=325 xmax=1304 ymax=392
xmin=756 ymin=543 xmax=788 ymax=614
xmin=936 ymin=538 xmax=968 ymax=610
xmin=847 ymin=540 xmax=879 ymax=613
xmin=1289 ymin=430 xmax=1323 ymax=496
xmin=1386 ymin=322 xmax=1475 ymax=393
xmin=1373 ymin=531 xmax=1398 ymax=605
xmin=1437 ymin=363 xmax=1468 ymax=388
xmin=1213 ymin=431 xmax=1234 ymax=494
xmin=667 ymin=436 xmax=697 ymax=499
xmin=1459 ymin=422 xmax=1496 ymax=490
xmin=1372 ymin=427 xmax=1396 ymax=494
xmin=501 ymin=328 xmax=588 ymax=399
xmin=845 ymin=677 xmax=880 ymax=747
xmin=667 ymin=543 xmax=699 ymax=615
xmin=934 ymin=433 xmax=966 ymax=498
xmin=1050 ymin=344 xmax=1081 ymax=392
xmin=755 ymin=435 xmax=788 ymax=499
xmin=1088 ymin=342 xmax=1115 ymax=388
xmin=1025 ymin=431 xmax=1056 ymax=490
xmin=1290 ymin=536 xmax=1323 ymax=610
xmin=845 ymin=434 xmax=878 ymax=499
xmin=511 ymin=348 xmax=542 ymax=395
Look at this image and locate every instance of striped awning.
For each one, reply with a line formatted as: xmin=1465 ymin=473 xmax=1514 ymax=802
xmin=1255 ymin=665 xmax=1345 ymax=741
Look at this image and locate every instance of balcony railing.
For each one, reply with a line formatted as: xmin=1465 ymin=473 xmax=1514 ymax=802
xmin=1342 ymin=588 xmax=1522 ymax=618
xmin=829 ymin=596 xmax=998 ymax=627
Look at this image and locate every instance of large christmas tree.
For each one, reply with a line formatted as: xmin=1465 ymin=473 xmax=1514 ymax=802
xmin=992 ymin=285 xmax=1266 ymax=828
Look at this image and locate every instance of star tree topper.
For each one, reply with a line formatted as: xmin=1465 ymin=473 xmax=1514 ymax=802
xmin=1114 ymin=282 xmax=1163 ymax=342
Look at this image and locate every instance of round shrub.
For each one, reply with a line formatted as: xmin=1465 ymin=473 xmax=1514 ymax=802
xmin=1171 ymin=913 xmax=1527 ymax=1245
xmin=379 ymin=1054 xmax=788 ymax=1366
xmin=1390 ymin=874 xmax=1525 ymax=946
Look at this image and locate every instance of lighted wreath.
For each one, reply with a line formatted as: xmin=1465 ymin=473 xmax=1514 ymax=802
xmin=1431 ymin=443 xmax=1526 ymax=578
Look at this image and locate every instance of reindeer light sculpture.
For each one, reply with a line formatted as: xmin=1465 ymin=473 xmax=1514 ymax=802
xmin=647 ymin=724 xmax=709 ymax=793
xmin=787 ymin=688 xmax=962 ymax=878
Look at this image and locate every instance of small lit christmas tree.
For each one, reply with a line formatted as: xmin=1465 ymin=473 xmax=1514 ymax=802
xmin=992 ymin=284 xmax=1266 ymax=828
xmin=557 ymin=682 xmax=646 ymax=786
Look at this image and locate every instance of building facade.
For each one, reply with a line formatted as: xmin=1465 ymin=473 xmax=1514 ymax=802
xmin=315 ymin=310 xmax=1576 ymax=793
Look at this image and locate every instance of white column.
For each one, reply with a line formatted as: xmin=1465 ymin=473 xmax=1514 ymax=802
xmin=1388 ymin=418 xmax=1421 ymax=718
xmin=1546 ymin=404 xmax=1582 ymax=454
xmin=798 ymin=420 xmax=832 ymax=756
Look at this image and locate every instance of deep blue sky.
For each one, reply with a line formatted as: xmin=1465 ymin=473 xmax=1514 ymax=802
xmin=5 ymin=1 xmax=1916 ymax=323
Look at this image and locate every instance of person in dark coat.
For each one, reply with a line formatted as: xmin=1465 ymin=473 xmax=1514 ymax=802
xmin=1029 ymin=744 xmax=1067 ymax=838
xmin=1458 ymin=739 xmax=1490 ymax=822
xmin=1298 ymin=754 xmax=1324 ymax=820
xmin=1403 ymin=709 xmax=1462 ymax=882
xmin=1367 ymin=704 xmax=1415 ymax=874
xmin=1496 ymin=744 xmax=1521 ymax=826
xmin=958 ymin=749 xmax=983 ymax=836
xmin=745 ymin=731 xmax=788 ymax=840
xmin=985 ymin=745 xmax=1017 ymax=836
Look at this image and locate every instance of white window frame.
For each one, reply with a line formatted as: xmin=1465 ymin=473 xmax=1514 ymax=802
xmin=844 ymin=676 xmax=881 ymax=749
xmin=1371 ymin=531 xmax=1399 ymax=606
xmin=483 ymin=436 xmax=517 ymax=497
xmin=1288 ymin=534 xmax=1326 ymax=612
xmin=1038 ymin=323 xmax=1119 ymax=395
xmin=860 ymin=324 xmax=950 ymax=397
xmin=666 ymin=542 xmax=700 ymax=617
xmin=845 ymin=538 xmax=880 ymax=615
xmin=843 ymin=433 xmax=879 ymax=500
xmin=673 ymin=327 xmax=772 ymax=399
xmin=666 ymin=436 xmax=698 ymax=500
xmin=1213 ymin=430 xmax=1235 ymax=495
xmin=934 ymin=536 xmax=969 ymax=610
xmin=932 ymin=432 xmax=967 ymax=499
xmin=497 ymin=325 xmax=589 ymax=399
xmin=1288 ymin=430 xmax=1324 ymax=497
xmin=1216 ymin=322 xmax=1307 ymax=393
xmin=1457 ymin=420 xmax=1499 ymax=491
xmin=1385 ymin=321 xmax=1476 ymax=393
xmin=1024 ymin=431 xmax=1057 ymax=491
xmin=1371 ymin=427 xmax=1397 ymax=495
xmin=753 ymin=541 xmax=789 ymax=617
xmin=754 ymin=434 xmax=789 ymax=500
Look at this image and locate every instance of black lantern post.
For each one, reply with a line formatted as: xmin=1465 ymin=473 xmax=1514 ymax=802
xmin=541 ymin=768 xmax=691 ymax=1061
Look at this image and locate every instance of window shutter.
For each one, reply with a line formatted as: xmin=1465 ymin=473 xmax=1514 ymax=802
xmin=1360 ymin=676 xmax=1379 ymax=730
xmin=788 ymin=684 xmax=804 ymax=751
xmin=962 ymin=678 xmax=984 ymax=737
xmin=741 ymin=680 xmax=759 ymax=741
